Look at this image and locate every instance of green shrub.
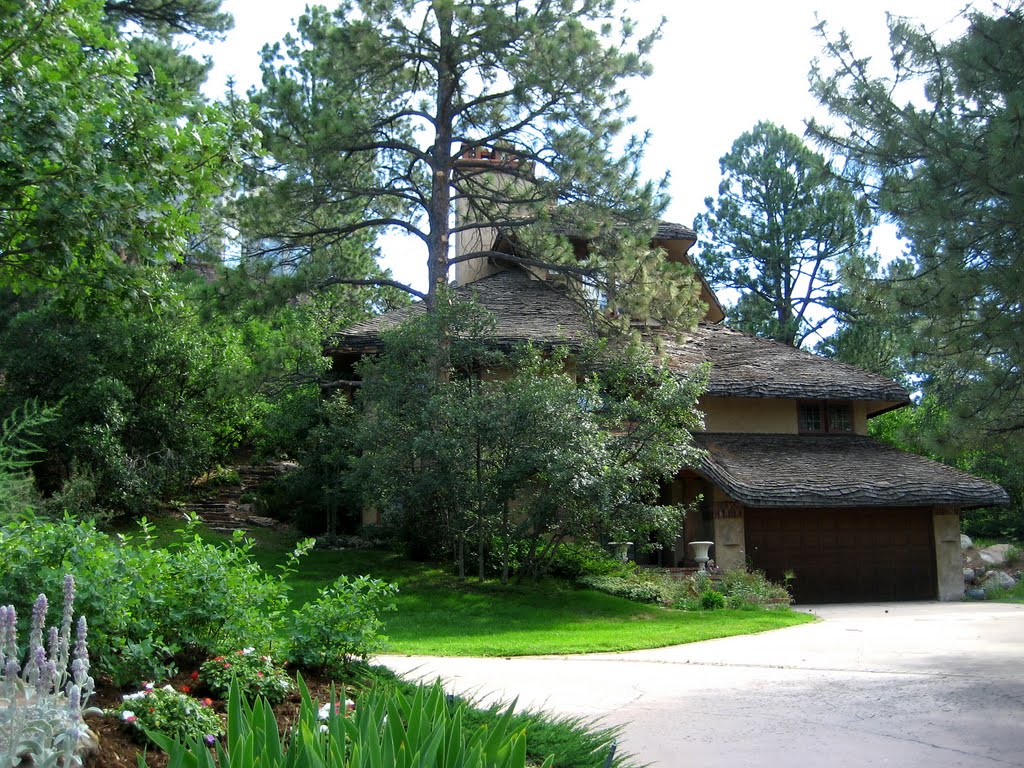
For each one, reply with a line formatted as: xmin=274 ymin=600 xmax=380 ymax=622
xmin=578 ymin=574 xmax=666 ymax=604
xmin=113 ymin=683 xmax=222 ymax=746
xmin=198 ymin=649 xmax=292 ymax=704
xmin=699 ymin=589 xmax=725 ymax=610
xmin=718 ymin=569 xmax=791 ymax=608
xmin=289 ymin=575 xmax=398 ymax=673
xmin=0 ymin=578 xmax=99 ymax=768
xmin=152 ymin=676 xmax=552 ymax=768
xmin=146 ymin=525 xmax=305 ymax=660
xmin=549 ymin=543 xmax=632 ymax=580
xmin=0 ymin=514 xmax=308 ymax=685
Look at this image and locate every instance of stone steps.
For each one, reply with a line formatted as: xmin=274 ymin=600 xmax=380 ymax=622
xmin=182 ymin=461 xmax=296 ymax=533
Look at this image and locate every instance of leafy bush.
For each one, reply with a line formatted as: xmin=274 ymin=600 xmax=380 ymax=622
xmin=0 ymin=514 xmax=308 ymax=685
xmin=699 ymin=589 xmax=726 ymax=610
xmin=289 ymin=575 xmax=398 ymax=673
xmin=718 ymin=568 xmax=791 ymax=608
xmin=578 ymin=574 xmax=666 ymax=604
xmin=198 ymin=648 xmax=292 ymax=704
xmin=549 ymin=543 xmax=633 ymax=580
xmin=152 ymin=676 xmax=553 ymax=768
xmin=0 ymin=577 xmax=99 ymax=768
xmin=0 ymin=298 xmax=261 ymax=519
xmin=113 ymin=683 xmax=222 ymax=746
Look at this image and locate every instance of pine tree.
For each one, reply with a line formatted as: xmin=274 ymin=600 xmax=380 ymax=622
xmin=695 ymin=121 xmax=873 ymax=347
xmin=809 ymin=4 xmax=1024 ymax=438
xmin=243 ymin=0 xmax=702 ymax=332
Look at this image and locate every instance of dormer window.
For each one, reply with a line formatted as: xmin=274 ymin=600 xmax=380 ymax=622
xmin=798 ymin=401 xmax=854 ymax=434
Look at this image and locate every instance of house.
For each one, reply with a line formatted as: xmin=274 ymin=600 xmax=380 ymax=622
xmin=326 ymin=156 xmax=1008 ymax=605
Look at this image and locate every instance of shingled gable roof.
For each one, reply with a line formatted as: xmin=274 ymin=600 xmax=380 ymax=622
xmin=659 ymin=323 xmax=911 ymax=405
xmin=328 ymin=267 xmax=911 ymax=408
xmin=694 ymin=433 xmax=1009 ymax=509
xmin=326 ymin=268 xmax=596 ymax=355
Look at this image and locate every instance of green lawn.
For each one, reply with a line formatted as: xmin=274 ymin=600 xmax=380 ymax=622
xmin=243 ymin=532 xmax=814 ymax=656
xmin=384 ymin=585 xmax=812 ymax=656
xmin=139 ymin=515 xmax=814 ymax=655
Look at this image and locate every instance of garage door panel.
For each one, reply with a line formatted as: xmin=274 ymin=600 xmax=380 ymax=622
xmin=745 ymin=508 xmax=936 ymax=603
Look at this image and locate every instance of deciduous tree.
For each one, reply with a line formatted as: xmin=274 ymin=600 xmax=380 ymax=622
xmin=349 ymin=301 xmax=706 ymax=581
xmin=0 ymin=0 xmax=246 ymax=301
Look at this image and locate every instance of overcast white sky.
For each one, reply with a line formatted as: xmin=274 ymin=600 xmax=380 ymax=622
xmin=196 ymin=0 xmax=977 ymax=291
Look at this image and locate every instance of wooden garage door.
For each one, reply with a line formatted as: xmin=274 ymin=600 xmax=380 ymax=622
xmin=744 ymin=508 xmax=936 ymax=603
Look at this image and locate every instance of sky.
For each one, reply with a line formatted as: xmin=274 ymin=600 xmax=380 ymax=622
xmin=195 ymin=0 xmax=977 ymax=292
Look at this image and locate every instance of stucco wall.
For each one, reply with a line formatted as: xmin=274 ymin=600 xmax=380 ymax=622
xmin=851 ymin=401 xmax=869 ymax=434
xmin=711 ymin=514 xmax=746 ymax=571
xmin=702 ymin=396 xmax=870 ymax=435
xmin=701 ymin=397 xmax=796 ymax=434
xmin=708 ymin=494 xmax=746 ymax=571
xmin=933 ymin=507 xmax=964 ymax=601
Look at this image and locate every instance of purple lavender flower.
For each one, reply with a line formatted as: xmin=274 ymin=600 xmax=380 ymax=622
xmin=67 ymin=682 xmax=81 ymax=712
xmin=0 ymin=605 xmax=16 ymax=662
xmin=59 ymin=575 xmax=75 ymax=666
xmin=29 ymin=593 xmax=48 ymax=651
xmin=2 ymin=658 xmax=20 ymax=694
xmin=48 ymin=625 xmax=59 ymax=664
xmin=204 ymin=734 xmax=217 ymax=746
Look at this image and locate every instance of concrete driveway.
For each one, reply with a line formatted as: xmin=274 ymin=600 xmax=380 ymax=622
xmin=377 ymin=602 xmax=1024 ymax=767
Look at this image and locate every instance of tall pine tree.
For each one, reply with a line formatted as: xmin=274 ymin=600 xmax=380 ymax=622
xmin=695 ymin=121 xmax=873 ymax=348
xmin=243 ymin=0 xmax=702 ymax=333
xmin=809 ymin=4 xmax=1024 ymax=439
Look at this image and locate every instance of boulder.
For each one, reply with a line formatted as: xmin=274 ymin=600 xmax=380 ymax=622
xmin=961 ymin=533 xmax=973 ymax=550
xmin=979 ymin=544 xmax=1016 ymax=566
xmin=963 ymin=567 xmax=976 ymax=584
xmin=980 ymin=570 xmax=1016 ymax=594
xmin=965 ymin=588 xmax=987 ymax=600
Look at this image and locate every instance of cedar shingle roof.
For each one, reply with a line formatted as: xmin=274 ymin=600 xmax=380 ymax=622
xmin=693 ymin=433 xmax=1009 ymax=509
xmin=661 ymin=323 xmax=910 ymax=405
xmin=330 ymin=270 xmax=910 ymax=408
xmin=549 ymin=221 xmax=697 ymax=242
xmin=653 ymin=222 xmax=697 ymax=241
xmin=326 ymin=269 xmax=596 ymax=354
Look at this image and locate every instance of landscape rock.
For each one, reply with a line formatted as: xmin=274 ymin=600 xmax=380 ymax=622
xmin=980 ymin=570 xmax=1016 ymax=594
xmin=961 ymin=534 xmax=973 ymax=550
xmin=963 ymin=567 xmax=976 ymax=584
xmin=979 ymin=544 xmax=1015 ymax=566
xmin=965 ymin=588 xmax=987 ymax=600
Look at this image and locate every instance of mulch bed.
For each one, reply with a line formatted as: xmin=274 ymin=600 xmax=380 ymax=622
xmin=83 ymin=669 xmax=351 ymax=768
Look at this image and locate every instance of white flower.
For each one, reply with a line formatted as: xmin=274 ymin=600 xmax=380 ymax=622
xmin=143 ymin=682 xmax=154 ymax=691
xmin=242 ymin=647 xmax=255 ymax=655
xmin=121 ymin=710 xmax=136 ymax=721
xmin=122 ymin=692 xmax=146 ymax=701
xmin=163 ymin=685 xmax=175 ymax=692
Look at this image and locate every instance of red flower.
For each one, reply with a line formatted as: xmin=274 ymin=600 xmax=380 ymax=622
xmin=213 ymin=656 xmax=225 ymax=662
xmin=190 ymin=671 xmax=200 ymax=681
xmin=223 ymin=663 xmax=231 ymax=669
xmin=180 ymin=685 xmax=191 ymax=694
xmin=257 ymin=672 xmax=264 ymax=678
xmin=202 ymin=698 xmax=213 ymax=707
